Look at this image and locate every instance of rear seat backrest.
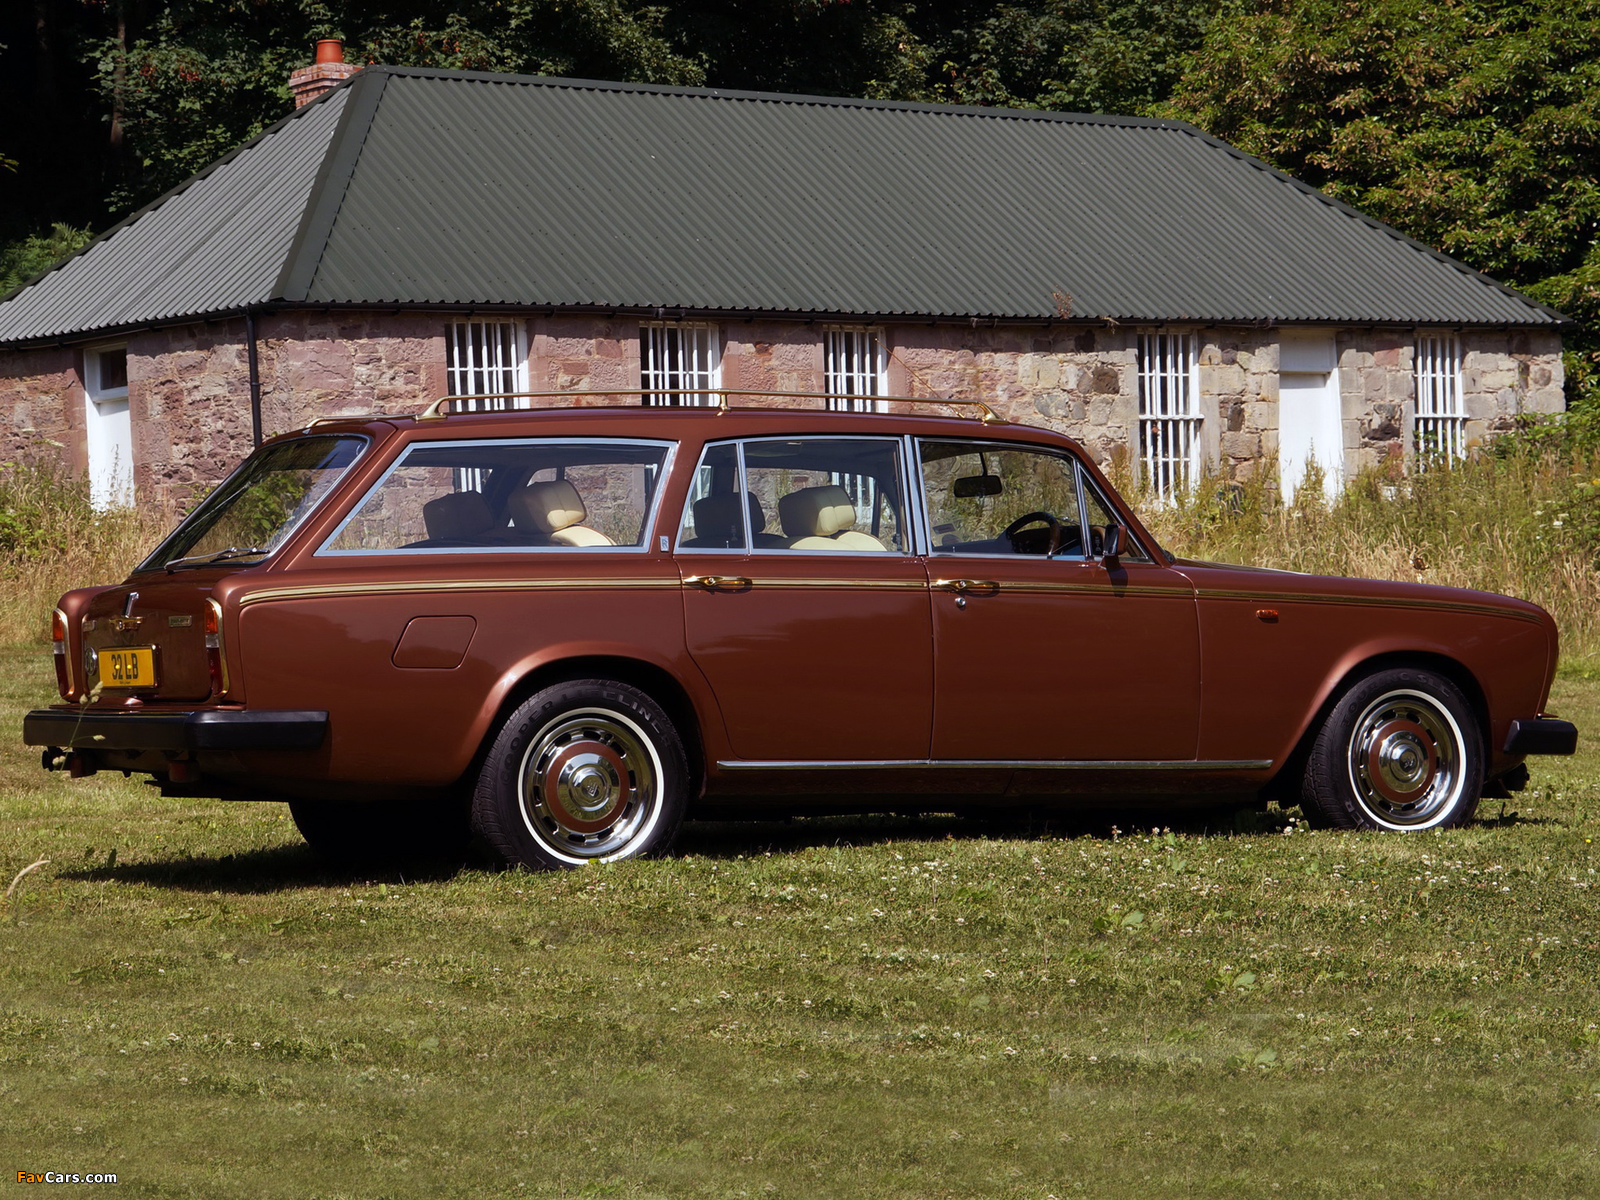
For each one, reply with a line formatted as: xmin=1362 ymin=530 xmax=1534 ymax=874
xmin=422 ymin=491 xmax=495 ymax=542
xmin=778 ymin=484 xmax=886 ymax=551
xmin=508 ymin=479 xmax=616 ymax=547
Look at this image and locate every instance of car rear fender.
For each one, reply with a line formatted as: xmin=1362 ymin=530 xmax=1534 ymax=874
xmin=478 ymin=644 xmax=725 ymax=795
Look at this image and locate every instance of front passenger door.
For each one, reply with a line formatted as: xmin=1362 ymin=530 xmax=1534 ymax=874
xmin=919 ymin=439 xmax=1201 ymax=765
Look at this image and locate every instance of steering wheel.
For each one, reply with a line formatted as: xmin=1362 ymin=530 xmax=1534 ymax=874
xmin=1000 ymin=510 xmax=1064 ymax=557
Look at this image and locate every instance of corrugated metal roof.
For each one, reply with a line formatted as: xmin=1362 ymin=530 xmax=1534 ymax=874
xmin=0 ymin=66 xmax=1564 ymax=347
xmin=0 ymin=87 xmax=349 ymax=345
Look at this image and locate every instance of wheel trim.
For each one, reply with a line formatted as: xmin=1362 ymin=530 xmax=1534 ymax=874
xmin=1347 ymin=690 xmax=1464 ymax=828
xmin=518 ymin=707 xmax=662 ymax=860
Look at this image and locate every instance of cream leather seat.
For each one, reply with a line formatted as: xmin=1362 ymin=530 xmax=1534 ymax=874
xmin=508 ymin=479 xmax=616 ymax=547
xmin=777 ymin=484 xmax=887 ymax=551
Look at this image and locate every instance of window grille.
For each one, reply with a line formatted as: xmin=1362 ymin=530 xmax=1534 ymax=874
xmin=1415 ymin=335 xmax=1465 ymax=462
xmin=1137 ymin=333 xmax=1201 ymax=500
xmin=824 ymin=328 xmax=886 ymax=412
xmin=445 ymin=321 xmax=528 ymax=411
xmin=641 ymin=323 xmax=720 ymax=406
xmin=825 ymin=329 xmax=887 ymax=515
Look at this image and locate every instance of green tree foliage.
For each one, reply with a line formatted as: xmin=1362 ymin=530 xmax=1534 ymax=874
xmin=90 ymin=0 xmax=707 ymax=211
xmin=1162 ymin=0 xmax=1600 ymax=423
xmin=0 ymin=224 xmax=94 ymax=298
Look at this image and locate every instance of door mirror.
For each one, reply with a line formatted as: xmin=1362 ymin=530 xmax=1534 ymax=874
xmin=1101 ymin=523 xmax=1126 ymax=560
xmin=952 ymin=474 xmax=1003 ymax=499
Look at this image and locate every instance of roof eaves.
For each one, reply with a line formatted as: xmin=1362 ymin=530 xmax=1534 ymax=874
xmin=274 ymin=67 xmax=394 ymax=303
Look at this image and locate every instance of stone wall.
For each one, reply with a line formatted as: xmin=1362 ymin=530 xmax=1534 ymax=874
xmin=0 ymin=311 xmax=1572 ymax=508
xmin=1461 ymin=329 xmax=1566 ymax=443
xmin=0 ymin=345 xmax=83 ymax=476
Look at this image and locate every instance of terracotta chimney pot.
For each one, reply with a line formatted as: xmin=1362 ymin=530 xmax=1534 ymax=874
xmin=289 ymin=39 xmax=361 ymax=108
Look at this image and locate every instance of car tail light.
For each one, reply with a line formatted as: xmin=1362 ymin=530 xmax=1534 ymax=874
xmin=204 ymin=599 xmax=229 ymax=696
xmin=51 ymin=608 xmax=72 ymax=699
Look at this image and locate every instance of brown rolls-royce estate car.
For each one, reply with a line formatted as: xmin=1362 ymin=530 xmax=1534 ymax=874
xmin=24 ymin=394 xmax=1577 ymax=868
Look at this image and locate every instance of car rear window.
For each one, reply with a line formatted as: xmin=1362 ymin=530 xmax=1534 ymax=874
xmin=319 ymin=438 xmax=673 ymax=554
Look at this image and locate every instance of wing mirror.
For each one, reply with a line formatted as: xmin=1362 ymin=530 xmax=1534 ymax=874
xmin=1102 ymin=523 xmax=1127 ymax=561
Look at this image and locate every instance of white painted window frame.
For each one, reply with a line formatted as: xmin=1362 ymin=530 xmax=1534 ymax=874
xmin=824 ymin=327 xmax=888 ymax=413
xmin=84 ymin=343 xmax=133 ymax=510
xmin=1137 ymin=332 xmax=1203 ymax=501
xmin=1414 ymin=333 xmax=1466 ymax=462
xmin=641 ymin=322 xmax=721 ymax=407
xmin=445 ymin=320 xmax=529 ymax=410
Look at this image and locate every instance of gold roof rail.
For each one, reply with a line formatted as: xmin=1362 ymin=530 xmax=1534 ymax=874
xmin=413 ymin=388 xmax=1005 ymax=424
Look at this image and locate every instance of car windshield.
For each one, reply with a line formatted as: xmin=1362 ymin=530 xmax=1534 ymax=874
xmin=139 ymin=435 xmax=367 ymax=572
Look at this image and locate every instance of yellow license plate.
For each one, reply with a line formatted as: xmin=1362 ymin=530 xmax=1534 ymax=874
xmin=99 ymin=646 xmax=157 ymax=689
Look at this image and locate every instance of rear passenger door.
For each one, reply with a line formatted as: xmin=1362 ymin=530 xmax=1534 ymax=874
xmin=676 ymin=436 xmax=934 ymax=763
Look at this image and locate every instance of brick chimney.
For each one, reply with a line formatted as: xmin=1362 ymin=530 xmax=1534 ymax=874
xmin=289 ymin=39 xmax=360 ymax=108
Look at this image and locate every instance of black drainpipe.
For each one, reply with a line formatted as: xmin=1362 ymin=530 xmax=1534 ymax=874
xmin=245 ymin=309 xmax=264 ymax=446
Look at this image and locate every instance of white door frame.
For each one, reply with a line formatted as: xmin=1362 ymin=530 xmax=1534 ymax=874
xmin=84 ymin=345 xmax=134 ymax=509
xmin=1278 ymin=333 xmax=1343 ymax=504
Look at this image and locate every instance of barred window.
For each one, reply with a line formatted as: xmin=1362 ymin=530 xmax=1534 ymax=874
xmin=1415 ymin=335 xmax=1465 ymax=461
xmin=824 ymin=328 xmax=886 ymax=412
xmin=641 ymin=323 xmax=720 ymax=406
xmin=445 ymin=321 xmax=528 ymax=412
xmin=1137 ymin=333 xmax=1201 ymax=501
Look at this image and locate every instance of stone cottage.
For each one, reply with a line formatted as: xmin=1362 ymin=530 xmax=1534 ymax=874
xmin=0 ymin=60 xmax=1568 ymax=510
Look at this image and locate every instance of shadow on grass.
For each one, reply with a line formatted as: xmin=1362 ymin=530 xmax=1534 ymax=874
xmin=47 ymin=802 xmax=1533 ymax=894
xmin=674 ymin=804 xmax=1275 ymax=859
xmin=56 ymin=843 xmax=476 ymax=893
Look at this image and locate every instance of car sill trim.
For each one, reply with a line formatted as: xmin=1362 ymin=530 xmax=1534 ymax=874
xmin=716 ymin=758 xmax=1273 ymax=771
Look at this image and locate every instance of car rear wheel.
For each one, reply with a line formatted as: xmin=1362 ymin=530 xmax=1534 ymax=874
xmin=289 ymin=795 xmax=472 ymax=866
xmin=471 ymin=679 xmax=688 ymax=869
xmin=1300 ymin=666 xmax=1482 ymax=831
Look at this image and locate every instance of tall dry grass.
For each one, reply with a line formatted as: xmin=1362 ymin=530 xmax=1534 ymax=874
xmin=0 ymin=465 xmax=171 ymax=645
xmin=1123 ymin=447 xmax=1600 ymax=673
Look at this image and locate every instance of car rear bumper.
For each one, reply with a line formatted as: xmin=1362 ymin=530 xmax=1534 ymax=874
xmin=23 ymin=707 xmax=328 ymax=752
xmin=1503 ymin=717 xmax=1578 ymax=756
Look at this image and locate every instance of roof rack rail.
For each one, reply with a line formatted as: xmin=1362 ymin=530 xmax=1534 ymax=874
xmin=412 ymin=388 xmax=1006 ymax=424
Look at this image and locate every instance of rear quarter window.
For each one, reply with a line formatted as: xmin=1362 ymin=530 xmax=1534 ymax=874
xmin=318 ymin=438 xmax=673 ymax=554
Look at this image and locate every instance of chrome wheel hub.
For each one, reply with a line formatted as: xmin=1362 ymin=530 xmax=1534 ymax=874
xmin=519 ymin=707 xmax=660 ymax=859
xmin=1347 ymin=690 xmax=1463 ymax=828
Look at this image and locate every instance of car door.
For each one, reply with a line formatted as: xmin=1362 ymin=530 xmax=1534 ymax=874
xmin=676 ymin=436 xmax=934 ymax=763
xmin=918 ymin=438 xmax=1201 ymax=769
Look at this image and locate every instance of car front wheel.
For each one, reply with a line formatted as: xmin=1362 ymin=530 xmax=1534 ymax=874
xmin=471 ymin=679 xmax=688 ymax=869
xmin=1300 ymin=667 xmax=1482 ymax=831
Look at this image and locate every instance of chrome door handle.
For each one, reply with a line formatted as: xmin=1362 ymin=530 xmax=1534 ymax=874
xmin=932 ymin=578 xmax=1000 ymax=597
xmin=684 ymin=575 xmax=753 ymax=592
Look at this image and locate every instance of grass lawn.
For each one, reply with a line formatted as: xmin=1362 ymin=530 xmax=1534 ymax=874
xmin=3 ymin=644 xmax=1599 ymax=1198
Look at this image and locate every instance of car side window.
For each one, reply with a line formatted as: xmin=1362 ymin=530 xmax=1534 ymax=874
xmin=677 ymin=437 xmax=906 ymax=553
xmin=919 ymin=440 xmax=1145 ymax=560
xmin=320 ymin=438 xmax=671 ymax=554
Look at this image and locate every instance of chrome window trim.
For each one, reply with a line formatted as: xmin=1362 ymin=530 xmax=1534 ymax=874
xmin=315 ymin=436 xmax=677 ymax=557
